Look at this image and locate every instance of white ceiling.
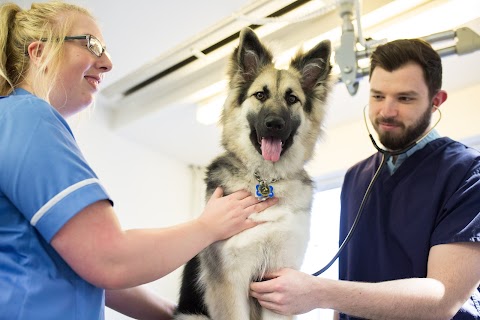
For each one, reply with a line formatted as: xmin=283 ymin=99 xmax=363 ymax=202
xmin=16 ymin=0 xmax=480 ymax=167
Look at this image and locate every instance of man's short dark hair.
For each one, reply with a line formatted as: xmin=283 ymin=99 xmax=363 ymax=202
xmin=369 ymin=39 xmax=442 ymax=99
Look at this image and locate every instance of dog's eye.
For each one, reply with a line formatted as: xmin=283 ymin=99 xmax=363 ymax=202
xmin=286 ymin=94 xmax=299 ymax=105
xmin=254 ymin=91 xmax=267 ymax=102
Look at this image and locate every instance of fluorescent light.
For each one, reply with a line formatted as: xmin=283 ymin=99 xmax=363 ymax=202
xmin=189 ymin=80 xmax=228 ymax=103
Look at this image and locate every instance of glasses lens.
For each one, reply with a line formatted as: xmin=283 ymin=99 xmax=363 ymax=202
xmin=88 ymin=36 xmax=104 ymax=57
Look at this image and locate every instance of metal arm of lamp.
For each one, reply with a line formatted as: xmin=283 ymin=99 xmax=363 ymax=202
xmin=335 ymin=0 xmax=480 ymax=96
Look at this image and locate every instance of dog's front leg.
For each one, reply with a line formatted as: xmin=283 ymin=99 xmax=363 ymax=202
xmin=203 ymin=278 xmax=250 ymax=320
xmin=262 ymin=308 xmax=294 ymax=320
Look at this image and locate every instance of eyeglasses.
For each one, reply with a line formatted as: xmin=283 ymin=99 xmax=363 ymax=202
xmin=26 ymin=34 xmax=107 ymax=58
xmin=64 ymin=34 xmax=107 ymax=58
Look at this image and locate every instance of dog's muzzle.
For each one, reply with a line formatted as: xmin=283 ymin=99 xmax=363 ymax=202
xmin=248 ymin=108 xmax=297 ymax=162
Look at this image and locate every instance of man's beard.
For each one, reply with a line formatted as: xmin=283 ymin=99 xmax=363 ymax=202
xmin=374 ymin=107 xmax=432 ymax=151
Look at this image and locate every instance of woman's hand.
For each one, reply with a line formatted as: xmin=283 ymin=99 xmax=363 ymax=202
xmin=198 ymin=187 xmax=278 ymax=241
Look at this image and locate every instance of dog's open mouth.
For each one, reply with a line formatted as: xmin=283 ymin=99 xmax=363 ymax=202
xmin=247 ymin=110 xmax=299 ymax=163
xmin=260 ymin=137 xmax=283 ymax=162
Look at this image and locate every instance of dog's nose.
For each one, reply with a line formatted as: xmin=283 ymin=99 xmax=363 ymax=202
xmin=265 ymin=115 xmax=285 ymax=131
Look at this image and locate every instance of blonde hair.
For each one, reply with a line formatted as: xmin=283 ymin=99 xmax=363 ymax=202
xmin=0 ymin=1 xmax=93 ymax=99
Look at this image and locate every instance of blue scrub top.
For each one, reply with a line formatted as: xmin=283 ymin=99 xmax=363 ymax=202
xmin=0 ymin=89 xmax=112 ymax=319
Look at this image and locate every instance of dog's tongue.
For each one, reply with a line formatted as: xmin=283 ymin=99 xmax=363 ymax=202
xmin=261 ymin=137 xmax=282 ymax=162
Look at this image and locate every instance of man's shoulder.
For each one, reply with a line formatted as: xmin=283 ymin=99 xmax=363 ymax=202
xmin=433 ymin=137 xmax=480 ymax=163
xmin=426 ymin=137 xmax=480 ymax=180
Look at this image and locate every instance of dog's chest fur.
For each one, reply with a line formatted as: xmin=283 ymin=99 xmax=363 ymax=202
xmin=201 ymin=152 xmax=313 ymax=279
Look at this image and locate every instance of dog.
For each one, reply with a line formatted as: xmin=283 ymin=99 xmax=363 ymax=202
xmin=174 ymin=27 xmax=332 ymax=320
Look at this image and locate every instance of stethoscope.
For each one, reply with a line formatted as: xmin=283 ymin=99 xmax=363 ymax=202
xmin=312 ymin=104 xmax=442 ymax=276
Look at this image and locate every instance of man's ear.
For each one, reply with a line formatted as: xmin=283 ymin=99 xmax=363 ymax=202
xmin=27 ymin=41 xmax=45 ymax=66
xmin=432 ymin=90 xmax=448 ymax=111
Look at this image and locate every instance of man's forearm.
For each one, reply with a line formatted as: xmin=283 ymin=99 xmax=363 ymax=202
xmin=319 ymin=277 xmax=454 ymax=320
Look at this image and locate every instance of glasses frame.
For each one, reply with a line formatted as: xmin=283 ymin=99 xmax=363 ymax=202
xmin=63 ymin=34 xmax=107 ymax=58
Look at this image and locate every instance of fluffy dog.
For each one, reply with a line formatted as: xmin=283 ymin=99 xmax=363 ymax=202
xmin=174 ymin=27 xmax=332 ymax=320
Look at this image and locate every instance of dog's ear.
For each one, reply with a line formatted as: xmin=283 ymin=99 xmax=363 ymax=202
xmin=232 ymin=28 xmax=273 ymax=83
xmin=290 ymin=40 xmax=332 ymax=93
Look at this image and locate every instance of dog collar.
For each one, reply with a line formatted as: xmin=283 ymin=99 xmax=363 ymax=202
xmin=254 ymin=172 xmax=278 ymax=201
